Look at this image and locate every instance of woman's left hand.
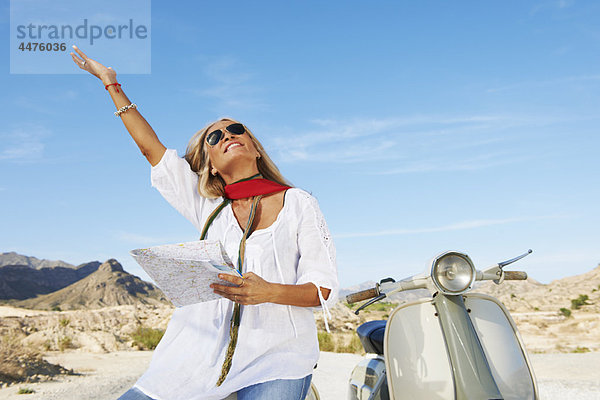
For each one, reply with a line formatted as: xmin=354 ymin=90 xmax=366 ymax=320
xmin=211 ymin=272 xmax=274 ymax=305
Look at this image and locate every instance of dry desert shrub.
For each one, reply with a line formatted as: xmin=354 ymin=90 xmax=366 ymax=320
xmin=0 ymin=334 xmax=73 ymax=385
xmin=336 ymin=333 xmax=363 ymax=354
xmin=130 ymin=326 xmax=164 ymax=350
xmin=318 ymin=331 xmax=364 ymax=354
xmin=58 ymin=336 xmax=74 ymax=352
xmin=559 ymin=307 xmax=572 ymax=317
xmin=317 ymin=331 xmax=335 ymax=352
xmin=571 ymin=294 xmax=590 ymax=310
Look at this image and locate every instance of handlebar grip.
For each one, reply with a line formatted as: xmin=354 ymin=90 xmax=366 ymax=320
xmin=346 ymin=288 xmax=379 ymax=303
xmin=504 ymin=271 xmax=527 ymax=280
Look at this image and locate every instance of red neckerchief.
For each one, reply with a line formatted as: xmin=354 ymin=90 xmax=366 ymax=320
xmin=224 ymin=173 xmax=290 ymax=200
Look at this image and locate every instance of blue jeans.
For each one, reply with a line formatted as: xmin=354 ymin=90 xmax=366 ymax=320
xmin=238 ymin=374 xmax=312 ymax=400
xmin=117 ymin=374 xmax=312 ymax=400
xmin=117 ymin=387 xmax=156 ymax=400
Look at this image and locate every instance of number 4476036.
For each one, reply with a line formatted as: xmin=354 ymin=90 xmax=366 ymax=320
xmin=18 ymin=42 xmax=67 ymax=51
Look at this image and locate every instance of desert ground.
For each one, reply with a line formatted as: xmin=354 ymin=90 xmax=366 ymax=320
xmin=0 ymin=350 xmax=598 ymax=399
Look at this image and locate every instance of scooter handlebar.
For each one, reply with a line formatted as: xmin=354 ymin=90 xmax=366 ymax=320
xmin=503 ymin=271 xmax=528 ymax=280
xmin=346 ymin=287 xmax=379 ymax=303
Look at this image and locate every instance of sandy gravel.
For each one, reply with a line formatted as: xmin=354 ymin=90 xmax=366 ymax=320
xmin=0 ymin=306 xmax=52 ymax=318
xmin=0 ymin=351 xmax=598 ymax=399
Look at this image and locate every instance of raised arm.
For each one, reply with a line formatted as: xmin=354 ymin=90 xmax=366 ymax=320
xmin=70 ymin=45 xmax=166 ymax=166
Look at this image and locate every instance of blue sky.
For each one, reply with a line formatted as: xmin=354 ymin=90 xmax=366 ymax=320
xmin=2 ymin=1 xmax=599 ymax=288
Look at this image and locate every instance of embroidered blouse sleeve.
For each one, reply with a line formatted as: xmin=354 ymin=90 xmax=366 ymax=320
xmin=294 ymin=191 xmax=339 ymax=329
xmin=150 ymin=148 xmax=219 ymax=232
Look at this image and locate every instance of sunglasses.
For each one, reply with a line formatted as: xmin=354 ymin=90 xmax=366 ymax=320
xmin=205 ymin=123 xmax=246 ymax=146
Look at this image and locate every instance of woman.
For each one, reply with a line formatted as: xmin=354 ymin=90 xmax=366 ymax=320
xmin=70 ymin=46 xmax=338 ymax=400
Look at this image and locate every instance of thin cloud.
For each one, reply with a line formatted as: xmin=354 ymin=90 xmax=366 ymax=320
xmin=334 ymin=215 xmax=563 ymax=239
xmin=185 ymin=55 xmax=268 ymax=111
xmin=58 ymin=90 xmax=78 ymax=100
xmin=13 ymin=90 xmax=79 ymax=115
xmin=270 ymin=114 xmax=537 ymax=167
xmin=282 ymin=115 xmax=505 ymax=149
xmin=276 ymin=139 xmax=403 ymax=164
xmin=529 ymin=0 xmax=575 ymax=15
xmin=376 ymin=152 xmax=535 ymax=174
xmin=14 ymin=96 xmax=57 ymax=116
xmin=0 ymin=124 xmax=50 ymax=163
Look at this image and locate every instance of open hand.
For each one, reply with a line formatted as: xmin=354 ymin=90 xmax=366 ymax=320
xmin=211 ymin=272 xmax=274 ymax=305
xmin=70 ymin=45 xmax=117 ymax=84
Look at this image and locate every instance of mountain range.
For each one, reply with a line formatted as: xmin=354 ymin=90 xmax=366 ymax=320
xmin=0 ymin=252 xmax=169 ymax=310
xmin=0 ymin=252 xmax=75 ymax=270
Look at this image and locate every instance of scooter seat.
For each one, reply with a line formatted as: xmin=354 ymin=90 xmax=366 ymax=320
xmin=356 ymin=320 xmax=387 ymax=355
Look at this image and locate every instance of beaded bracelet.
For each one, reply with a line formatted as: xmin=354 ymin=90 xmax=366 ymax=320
xmin=115 ymin=103 xmax=137 ymax=117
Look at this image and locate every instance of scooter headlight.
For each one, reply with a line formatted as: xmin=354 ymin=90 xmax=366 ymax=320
xmin=431 ymin=251 xmax=476 ymax=295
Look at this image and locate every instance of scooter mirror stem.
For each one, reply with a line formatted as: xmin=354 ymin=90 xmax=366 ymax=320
xmin=498 ymin=249 xmax=532 ymax=268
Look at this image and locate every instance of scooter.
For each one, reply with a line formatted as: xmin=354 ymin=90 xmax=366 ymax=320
xmin=345 ymin=249 xmax=538 ymax=400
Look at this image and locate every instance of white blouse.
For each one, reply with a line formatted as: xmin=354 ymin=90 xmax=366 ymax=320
xmin=133 ymin=149 xmax=339 ymax=400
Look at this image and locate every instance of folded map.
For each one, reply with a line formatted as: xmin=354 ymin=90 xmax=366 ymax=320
xmin=130 ymin=240 xmax=241 ymax=307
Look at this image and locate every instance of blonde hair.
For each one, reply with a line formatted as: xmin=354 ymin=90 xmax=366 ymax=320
xmin=184 ymin=117 xmax=293 ymax=198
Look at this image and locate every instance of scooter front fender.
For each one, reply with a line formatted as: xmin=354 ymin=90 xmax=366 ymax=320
xmin=463 ymin=293 xmax=538 ymax=399
xmin=384 ymin=298 xmax=455 ymax=400
xmin=383 ymin=295 xmax=538 ymax=400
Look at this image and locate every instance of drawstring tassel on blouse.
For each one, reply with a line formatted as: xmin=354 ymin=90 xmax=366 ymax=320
xmin=318 ymin=286 xmax=332 ymax=333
